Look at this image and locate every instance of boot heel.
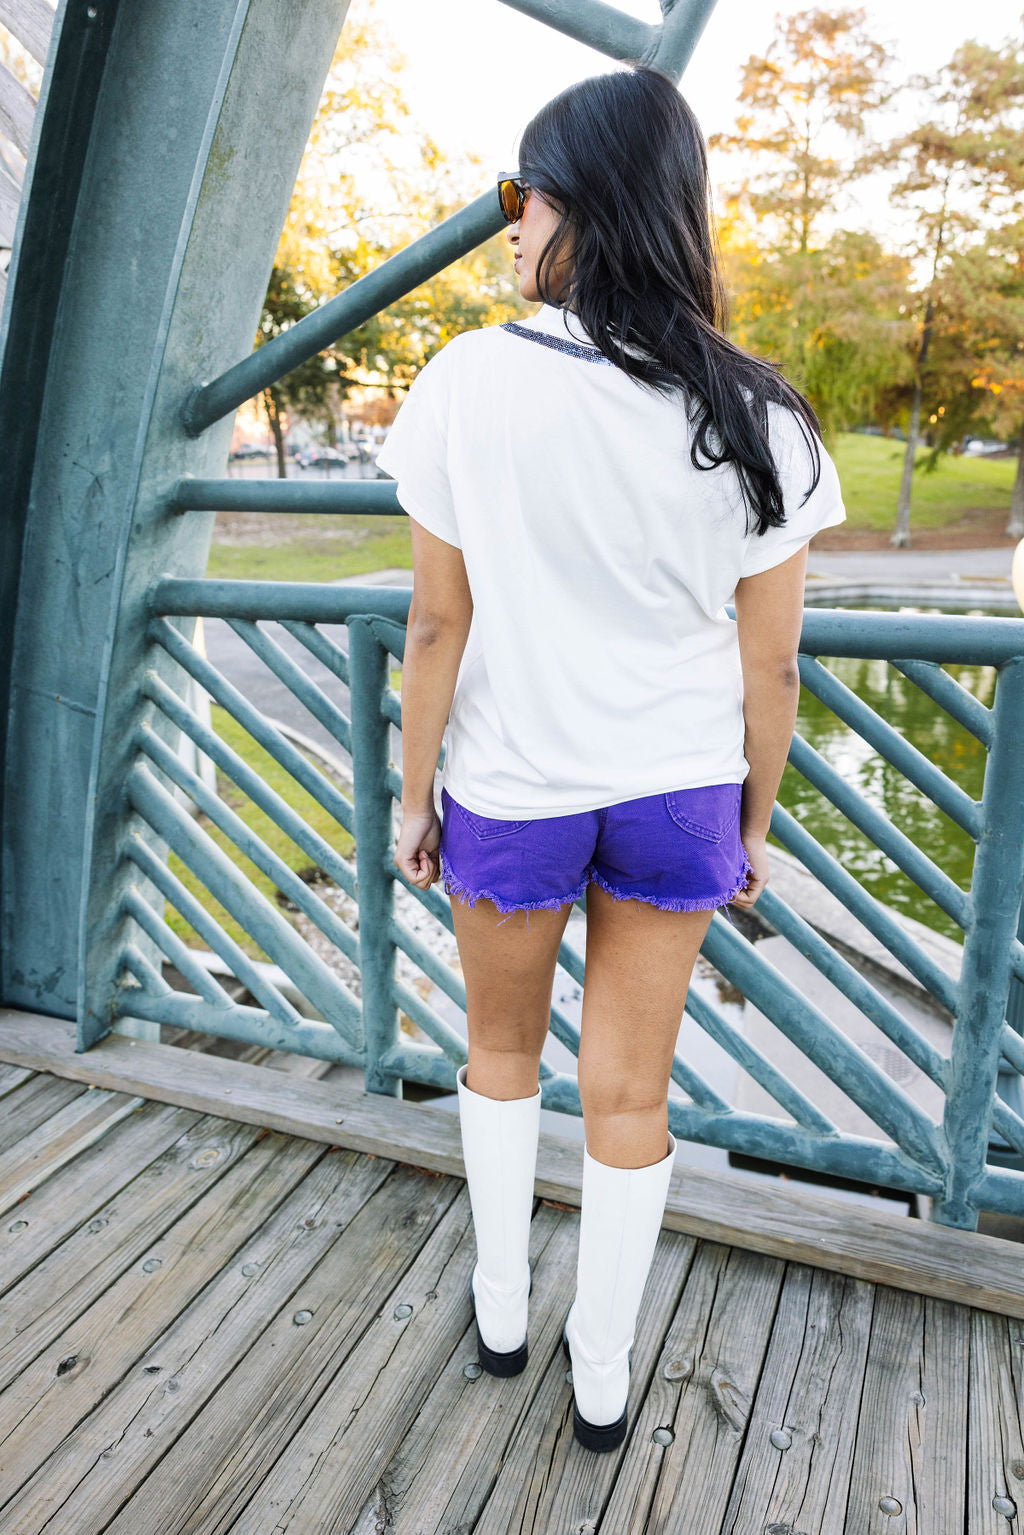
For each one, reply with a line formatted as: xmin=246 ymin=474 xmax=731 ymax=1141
xmin=562 ymin=1320 xmax=632 ymax=1451
xmin=470 ymin=1264 xmax=533 ymax=1377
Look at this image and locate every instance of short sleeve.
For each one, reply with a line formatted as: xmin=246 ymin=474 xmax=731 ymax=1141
xmin=375 ymin=346 xmax=462 ymax=549
xmin=738 ymin=408 xmax=846 ymax=578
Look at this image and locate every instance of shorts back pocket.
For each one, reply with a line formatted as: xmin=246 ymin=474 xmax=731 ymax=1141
xmin=663 ymin=784 xmax=741 ymax=843
xmin=452 ymin=800 xmax=532 ymax=840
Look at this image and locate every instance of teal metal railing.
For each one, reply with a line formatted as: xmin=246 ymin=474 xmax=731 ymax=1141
xmin=95 ymin=574 xmax=1024 ymax=1231
xmin=2 ymin=0 xmax=1023 ymax=1238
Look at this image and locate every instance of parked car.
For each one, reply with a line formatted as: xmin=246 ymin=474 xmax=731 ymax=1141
xmin=961 ymin=437 xmax=1007 ymax=457
xmin=230 ymin=443 xmax=273 ymax=460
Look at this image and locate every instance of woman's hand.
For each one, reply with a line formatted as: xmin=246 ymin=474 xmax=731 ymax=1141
xmin=729 ymin=832 xmax=769 ymax=910
xmin=394 ymin=807 xmax=442 ymax=890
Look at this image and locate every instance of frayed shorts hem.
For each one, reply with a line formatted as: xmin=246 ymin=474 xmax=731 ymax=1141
xmin=439 ymin=847 xmax=753 ymax=929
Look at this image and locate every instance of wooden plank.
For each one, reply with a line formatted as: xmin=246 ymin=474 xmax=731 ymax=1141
xmin=475 ymin=1221 xmax=701 ymax=1535
xmin=0 ymin=0 xmax=55 ymax=67
xmin=720 ymin=1264 xmax=874 ymax=1532
xmin=968 ymin=1310 xmax=1024 ymax=1532
xmin=0 ymin=1098 xmax=199 ymax=1299
xmin=175 ymin=1180 xmax=546 ymax=1535
xmin=0 ymin=1128 xmax=323 ymax=1508
xmin=48 ymin=1162 xmax=461 ymax=1534
xmin=602 ymin=1243 xmax=786 ymax=1534
xmin=5 ymin=1011 xmax=1024 ymax=1318
xmin=0 ymin=62 xmax=34 ymax=156
xmin=844 ymin=1286 xmax=969 ymax=1532
xmin=0 ymin=1062 xmax=33 ymax=1101
xmin=0 ymin=1073 xmax=85 ymax=1153
xmin=0 ymin=1110 xmax=292 ymax=1391
xmin=346 ymin=1202 xmax=581 ymax=1535
xmin=0 ymin=1085 xmax=145 ymax=1217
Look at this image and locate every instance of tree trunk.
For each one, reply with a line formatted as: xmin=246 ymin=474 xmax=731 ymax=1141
xmin=891 ymin=383 xmax=921 ymax=548
xmin=263 ymin=388 xmax=288 ymax=478
xmin=1009 ymin=421 xmax=1024 ymax=540
xmin=891 ymin=294 xmax=935 ymax=549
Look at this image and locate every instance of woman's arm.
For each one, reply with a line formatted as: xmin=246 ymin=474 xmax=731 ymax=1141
xmin=400 ymin=520 xmax=473 ymax=817
xmin=729 ymin=544 xmax=808 ymax=908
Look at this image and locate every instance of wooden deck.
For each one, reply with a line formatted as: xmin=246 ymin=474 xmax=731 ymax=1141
xmin=2 ymin=1017 xmax=1024 ymax=1531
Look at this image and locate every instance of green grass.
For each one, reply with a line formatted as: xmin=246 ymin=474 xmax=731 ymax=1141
xmin=204 ymin=440 xmax=1017 ymax=584
xmin=829 ymin=433 xmax=1014 ymax=531
xmin=205 ymin=514 xmax=413 ymax=583
xmin=165 ymin=703 xmax=355 ymax=960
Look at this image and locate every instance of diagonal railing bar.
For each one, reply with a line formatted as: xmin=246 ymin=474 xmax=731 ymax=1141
xmin=890 ymin=657 xmax=994 ymax=747
xmin=787 ymin=733 xmax=972 ymax=929
xmin=226 ymin=618 xmax=353 ymax=755
xmin=120 ymin=943 xmax=171 ymax=996
xmin=182 ymin=194 xmax=505 ymax=436
xmin=495 ymin=0 xmax=655 ymax=56
xmin=120 ymin=989 xmax=357 ymax=1063
xmin=150 ymin=617 xmax=355 ymax=836
xmin=122 ymin=884 xmax=237 ymax=1008
xmin=682 ymin=986 xmax=838 ymax=1134
xmin=143 ymin=669 xmax=357 ymax=900
xmin=754 ymin=890 xmax=1024 ymax=1158
xmin=769 ymin=803 xmax=959 ymax=1014
xmin=797 ymin=655 xmax=983 ymax=839
xmin=127 ymin=762 xmax=362 ymax=1042
xmin=755 ymin=887 xmax=951 ymax=1085
xmin=701 ymin=915 xmax=947 ymax=1174
xmin=125 ymin=833 xmax=305 ymax=1029
xmin=136 ymin=722 xmax=359 ymax=967
xmin=664 ymin=1054 xmax=733 ymax=1115
xmin=278 ymin=620 xmax=352 ymax=690
xmin=391 ymin=977 xmax=478 ymax=1066
xmin=664 ymin=1104 xmax=941 ymax=1192
xmin=179 ymin=0 xmax=715 ymax=436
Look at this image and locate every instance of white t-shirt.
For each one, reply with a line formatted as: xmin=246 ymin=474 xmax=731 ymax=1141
xmin=375 ymin=302 xmax=846 ymax=820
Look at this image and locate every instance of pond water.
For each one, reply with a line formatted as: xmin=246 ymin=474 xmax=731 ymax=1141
xmin=781 ymin=602 xmax=1012 ymax=946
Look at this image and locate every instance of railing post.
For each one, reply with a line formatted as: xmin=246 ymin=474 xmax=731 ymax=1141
xmin=934 ymin=657 xmax=1024 ymax=1227
xmin=348 ymin=617 xmax=400 ymax=1097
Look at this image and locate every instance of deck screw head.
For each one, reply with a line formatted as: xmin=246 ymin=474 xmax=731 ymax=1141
xmin=463 ymin=1362 xmax=482 ymax=1379
xmin=87 ymin=1218 xmax=107 ymax=1233
xmin=7 ymin=1220 xmax=27 ymax=1233
xmin=393 ymin=1303 xmax=413 ymax=1320
xmin=770 ymin=1427 xmax=792 ymax=1450
xmin=993 ymin=1495 xmax=1017 ymax=1517
xmin=142 ymin=1258 xmax=162 ymax=1274
xmin=241 ymin=1262 xmax=259 ymax=1278
xmin=878 ymin=1496 xmax=903 ymax=1516
xmin=652 ymin=1427 xmax=674 ymax=1446
xmin=292 ymin=1309 xmax=313 ymax=1326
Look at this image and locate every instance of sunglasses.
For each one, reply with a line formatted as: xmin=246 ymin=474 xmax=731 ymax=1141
xmin=497 ymin=172 xmax=531 ymax=224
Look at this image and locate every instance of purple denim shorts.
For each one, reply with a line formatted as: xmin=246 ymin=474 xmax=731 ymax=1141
xmin=438 ymin=782 xmax=751 ymax=927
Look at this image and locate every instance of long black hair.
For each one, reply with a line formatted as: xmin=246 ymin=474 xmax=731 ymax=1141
xmin=517 ymin=63 xmax=823 ymax=536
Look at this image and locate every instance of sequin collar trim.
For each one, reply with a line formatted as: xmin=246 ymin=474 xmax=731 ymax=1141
xmin=499 ymin=320 xmax=615 ymax=366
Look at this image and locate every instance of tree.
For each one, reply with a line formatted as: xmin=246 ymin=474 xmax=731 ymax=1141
xmin=880 ymin=35 xmax=1024 ymax=545
xmin=709 ymin=7 xmax=895 ymax=256
xmin=722 ymin=219 xmax=915 ymax=437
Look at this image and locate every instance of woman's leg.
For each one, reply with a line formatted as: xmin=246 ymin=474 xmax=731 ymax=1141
xmin=578 ymin=883 xmax=714 ymax=1166
xmin=450 ymin=895 xmax=576 ymax=1099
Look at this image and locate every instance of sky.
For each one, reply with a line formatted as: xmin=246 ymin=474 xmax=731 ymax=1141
xmin=358 ymin=0 xmax=1023 ymax=252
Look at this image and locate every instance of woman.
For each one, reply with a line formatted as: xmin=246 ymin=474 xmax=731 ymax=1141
xmin=376 ymin=62 xmax=845 ymax=1454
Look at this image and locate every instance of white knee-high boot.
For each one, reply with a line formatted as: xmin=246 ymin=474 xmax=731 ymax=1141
xmin=456 ymin=1062 xmax=542 ymax=1376
xmin=562 ymin=1132 xmax=677 ymax=1451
